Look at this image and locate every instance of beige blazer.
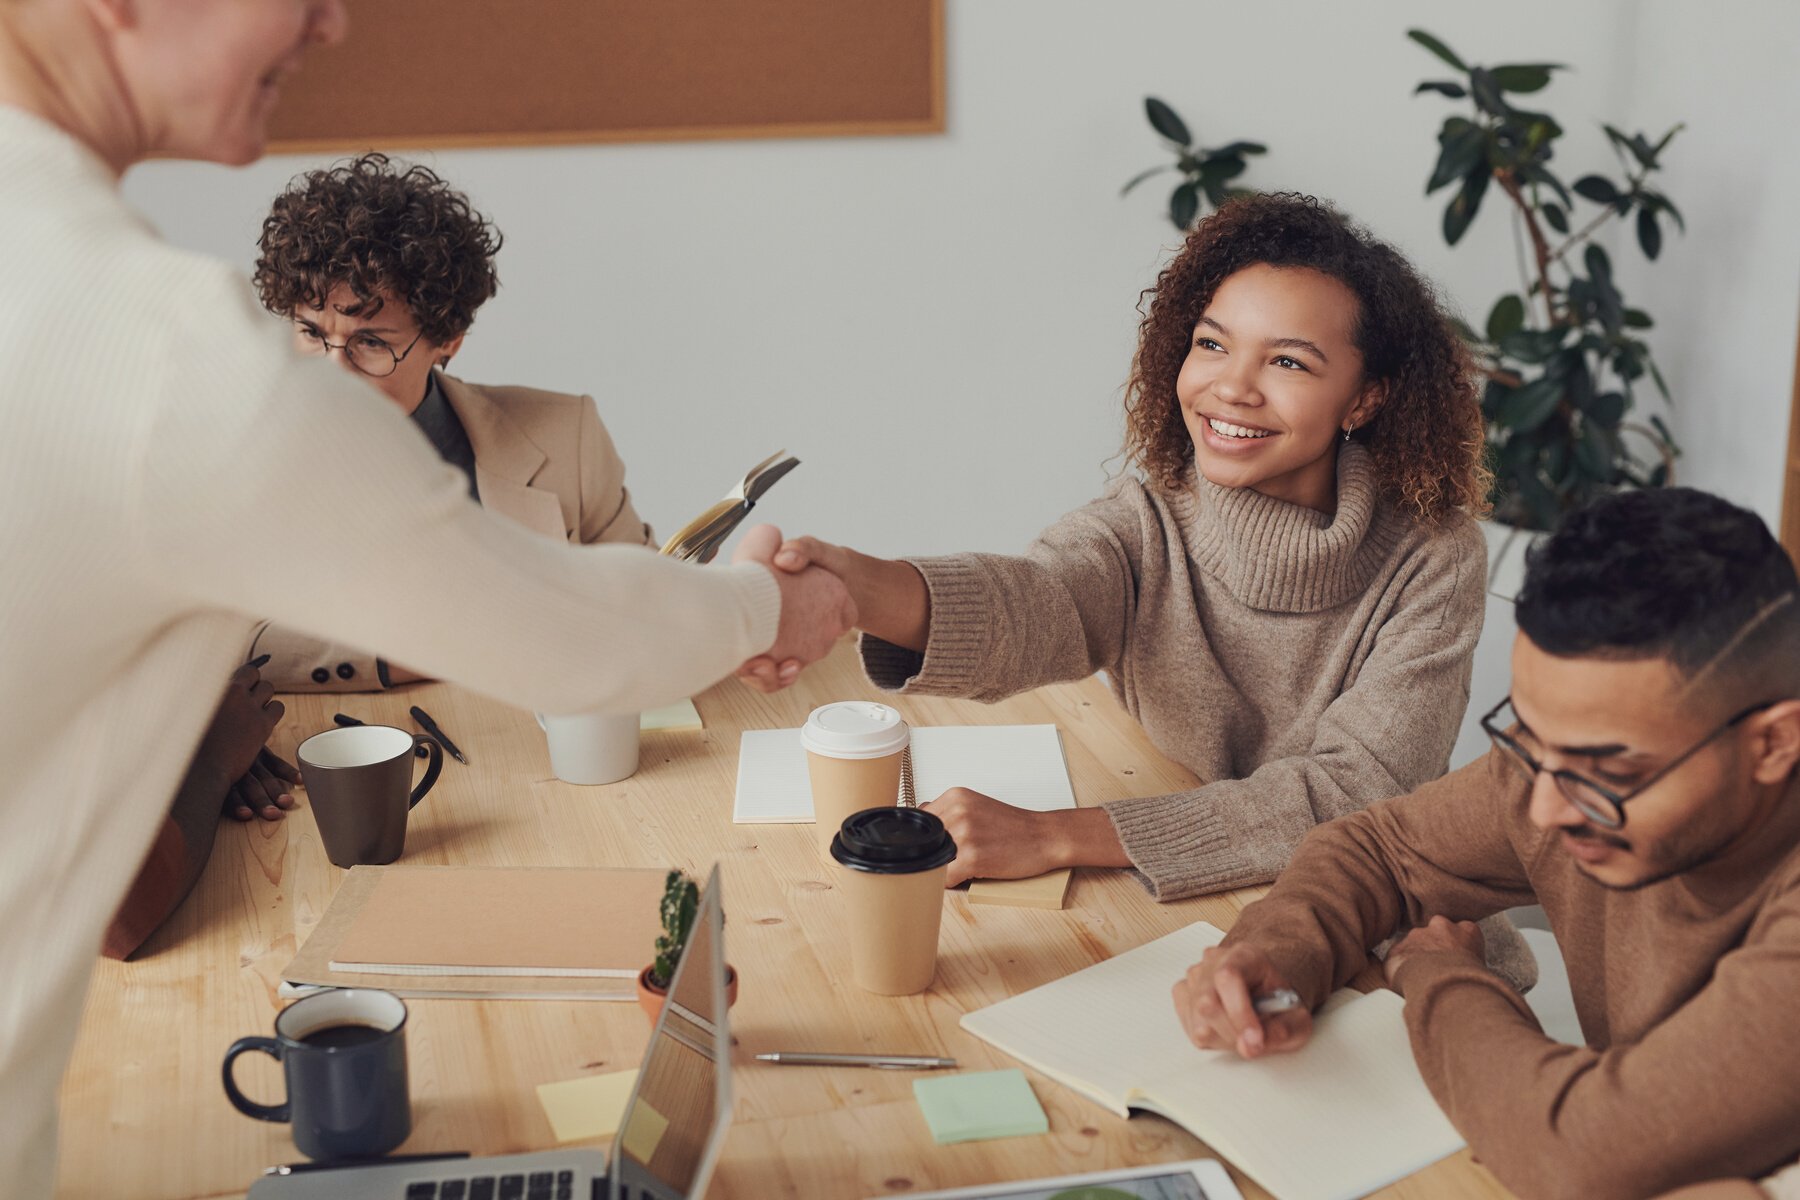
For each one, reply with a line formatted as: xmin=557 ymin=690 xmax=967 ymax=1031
xmin=257 ymin=373 xmax=654 ymax=691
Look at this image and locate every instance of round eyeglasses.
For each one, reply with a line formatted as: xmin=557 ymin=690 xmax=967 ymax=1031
xmin=293 ymin=321 xmax=424 ymax=379
xmin=1478 ymin=694 xmax=1773 ymax=829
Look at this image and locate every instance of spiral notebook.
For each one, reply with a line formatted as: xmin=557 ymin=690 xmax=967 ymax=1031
xmin=960 ymin=922 xmax=1465 ymax=1200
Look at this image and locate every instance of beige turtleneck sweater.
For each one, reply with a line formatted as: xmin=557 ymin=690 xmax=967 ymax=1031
xmin=861 ymin=444 xmax=1488 ymax=900
xmin=1225 ymin=753 xmax=1800 ymax=1200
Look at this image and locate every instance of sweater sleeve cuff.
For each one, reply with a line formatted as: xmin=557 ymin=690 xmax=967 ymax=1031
xmin=1390 ymin=948 xmax=1536 ymax=1030
xmin=1102 ymin=792 xmax=1262 ymax=901
xmin=857 ymin=556 xmax=994 ymax=696
xmin=726 ymin=562 xmax=784 ymax=657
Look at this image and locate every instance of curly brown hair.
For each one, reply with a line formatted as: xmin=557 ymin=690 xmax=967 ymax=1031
xmin=253 ymin=153 xmax=501 ymax=345
xmin=1124 ymin=192 xmax=1490 ymax=522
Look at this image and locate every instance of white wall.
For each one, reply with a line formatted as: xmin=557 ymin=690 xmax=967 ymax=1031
xmin=123 ymin=0 xmax=1800 ymax=750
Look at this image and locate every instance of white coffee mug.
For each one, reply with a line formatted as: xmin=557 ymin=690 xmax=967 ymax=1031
xmin=535 ymin=711 xmax=640 ymax=785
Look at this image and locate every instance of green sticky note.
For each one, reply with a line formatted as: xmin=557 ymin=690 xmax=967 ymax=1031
xmin=912 ymin=1068 xmax=1049 ymax=1145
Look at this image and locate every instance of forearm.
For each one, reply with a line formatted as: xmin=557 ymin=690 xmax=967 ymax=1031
xmin=1045 ymin=806 xmax=1133 ymax=869
xmin=840 ymin=549 xmax=930 ymax=652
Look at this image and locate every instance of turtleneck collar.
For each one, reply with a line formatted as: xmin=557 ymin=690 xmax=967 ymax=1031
xmin=1166 ymin=442 xmax=1403 ymax=613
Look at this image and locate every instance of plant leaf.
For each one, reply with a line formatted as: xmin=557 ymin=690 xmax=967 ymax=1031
xmin=1428 ymin=126 xmax=1486 ymax=192
xmin=1145 ymin=97 xmax=1191 ymax=147
xmin=1469 ymin=67 xmax=1509 ymax=115
xmin=1443 ymin=165 xmax=1490 ymax=245
xmin=1169 ymin=181 xmax=1199 ymax=230
xmin=1415 ymin=81 xmax=1468 ymax=99
xmin=1520 ymin=164 xmax=1572 ymax=208
xmin=1499 ymin=326 xmax=1569 ymax=364
xmin=1210 ymin=140 xmax=1267 ymax=157
xmin=1486 ymin=294 xmax=1526 ymax=343
xmin=1120 ymin=163 xmax=1175 ymax=197
xmin=1649 ymin=360 xmax=1672 ymax=403
xmin=1644 ymin=190 xmax=1686 ymax=232
xmin=1200 ymin=154 xmax=1248 ymax=183
xmin=1407 ymin=28 xmax=1468 ymax=71
xmin=1584 ymin=243 xmax=1613 ymax=283
xmin=1587 ymin=391 xmax=1627 ymax=426
xmin=1490 ymin=64 xmax=1560 ymax=93
xmin=1497 ymin=376 xmax=1564 ymax=431
xmin=1573 ymin=175 xmax=1621 ymax=205
xmin=1623 ymin=308 xmax=1653 ymax=329
xmin=1542 ymin=201 xmax=1569 ymax=234
xmin=1573 ymin=421 xmax=1618 ymax=482
xmin=1650 ymin=412 xmax=1679 ymax=450
xmin=1637 ymin=208 xmax=1663 ymax=259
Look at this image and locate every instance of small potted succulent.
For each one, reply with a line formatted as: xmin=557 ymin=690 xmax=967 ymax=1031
xmin=635 ymin=869 xmax=738 ymax=1024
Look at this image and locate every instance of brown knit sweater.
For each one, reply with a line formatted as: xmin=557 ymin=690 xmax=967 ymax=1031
xmin=1225 ymin=752 xmax=1800 ymax=1200
xmin=860 ymin=444 xmax=1487 ymax=900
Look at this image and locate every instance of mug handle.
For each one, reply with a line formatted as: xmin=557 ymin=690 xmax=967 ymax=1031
xmin=222 ymin=1036 xmax=289 ymax=1123
xmin=408 ymin=735 xmax=443 ymax=810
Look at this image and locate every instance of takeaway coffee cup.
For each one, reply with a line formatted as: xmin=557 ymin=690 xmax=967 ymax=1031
xmin=802 ymin=702 xmax=909 ymax=855
xmin=297 ymin=724 xmax=442 ymax=868
xmin=222 ymin=988 xmax=412 ymax=1161
xmin=535 ymin=710 xmax=640 ymax=785
xmin=831 ymin=807 xmax=958 ymax=995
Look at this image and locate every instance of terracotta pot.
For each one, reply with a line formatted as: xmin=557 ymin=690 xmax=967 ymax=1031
xmin=635 ymin=964 xmax=738 ymax=1025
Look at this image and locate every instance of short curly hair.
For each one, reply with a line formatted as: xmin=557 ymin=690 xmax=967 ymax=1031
xmin=1124 ymin=192 xmax=1490 ymax=522
xmin=254 ymin=153 xmax=501 ymax=345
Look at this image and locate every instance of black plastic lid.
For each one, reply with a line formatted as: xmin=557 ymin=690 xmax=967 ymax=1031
xmin=830 ymin=807 xmax=957 ymax=874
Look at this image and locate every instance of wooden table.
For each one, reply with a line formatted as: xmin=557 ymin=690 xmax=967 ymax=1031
xmin=57 ymin=640 xmax=1512 ymax=1200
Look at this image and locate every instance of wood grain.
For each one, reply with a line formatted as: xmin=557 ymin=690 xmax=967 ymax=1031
xmin=56 ymin=639 xmax=1513 ymax=1200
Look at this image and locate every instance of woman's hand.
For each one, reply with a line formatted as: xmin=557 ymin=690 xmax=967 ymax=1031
xmin=922 ymin=788 xmax=1063 ymax=887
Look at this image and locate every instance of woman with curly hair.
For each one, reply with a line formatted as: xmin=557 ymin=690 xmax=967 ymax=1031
xmin=248 ymin=153 xmax=656 ymax=710
xmin=773 ymin=194 xmax=1520 ymax=961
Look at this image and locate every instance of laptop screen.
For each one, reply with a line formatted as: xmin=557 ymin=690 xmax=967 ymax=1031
xmin=612 ymin=866 xmax=732 ymax=1200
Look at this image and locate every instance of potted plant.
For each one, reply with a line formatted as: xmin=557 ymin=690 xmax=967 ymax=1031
xmin=1407 ymin=27 xmax=1683 ymax=575
xmin=1122 ymin=96 xmax=1267 ymax=231
xmin=635 ymin=869 xmax=737 ymax=1024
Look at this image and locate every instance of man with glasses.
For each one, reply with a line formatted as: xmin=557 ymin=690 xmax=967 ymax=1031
xmin=1169 ymin=486 xmax=1800 ymax=1199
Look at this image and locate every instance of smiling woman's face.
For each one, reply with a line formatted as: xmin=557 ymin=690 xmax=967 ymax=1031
xmin=111 ymin=0 xmax=347 ymax=165
xmin=1176 ymin=263 xmax=1384 ymax=513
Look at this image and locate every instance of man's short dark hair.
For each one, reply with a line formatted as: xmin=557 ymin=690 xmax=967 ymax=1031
xmin=1516 ymin=487 xmax=1800 ymax=699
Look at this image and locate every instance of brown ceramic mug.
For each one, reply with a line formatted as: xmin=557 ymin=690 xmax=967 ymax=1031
xmin=297 ymin=724 xmax=442 ymax=867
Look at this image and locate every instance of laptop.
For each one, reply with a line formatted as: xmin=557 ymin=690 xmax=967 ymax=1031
xmin=250 ymin=865 xmax=733 ymax=1200
xmin=882 ymin=1159 xmax=1244 ymax=1200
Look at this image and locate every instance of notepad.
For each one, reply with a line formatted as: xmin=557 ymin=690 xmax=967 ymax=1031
xmin=960 ymin=922 xmax=1465 ymax=1200
xmin=537 ymin=1069 xmax=640 ymax=1143
xmin=327 ymin=866 xmax=667 ymax=978
xmin=641 ymin=699 xmax=702 ymax=732
xmin=734 ymin=723 xmax=1080 ymax=908
xmin=912 ymin=1068 xmax=1050 ymax=1145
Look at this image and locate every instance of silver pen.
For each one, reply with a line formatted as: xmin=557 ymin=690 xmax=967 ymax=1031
xmin=1253 ymin=987 xmax=1303 ymax=1015
xmin=756 ymin=1051 xmax=957 ymax=1070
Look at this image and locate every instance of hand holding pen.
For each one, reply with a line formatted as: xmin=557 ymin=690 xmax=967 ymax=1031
xmin=1170 ymin=942 xmax=1313 ymax=1060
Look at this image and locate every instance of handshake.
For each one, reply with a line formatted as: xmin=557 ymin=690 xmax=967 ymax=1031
xmin=730 ymin=524 xmax=877 ymax=693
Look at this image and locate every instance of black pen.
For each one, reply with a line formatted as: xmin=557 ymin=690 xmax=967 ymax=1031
xmin=335 ymin=713 xmax=429 ymax=756
xmin=264 ymin=1151 xmax=470 ymax=1176
xmin=247 ymin=653 xmax=271 ymax=669
xmin=409 ymin=705 xmax=468 ymax=765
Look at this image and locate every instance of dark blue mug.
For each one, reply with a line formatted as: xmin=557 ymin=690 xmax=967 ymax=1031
xmin=223 ymin=988 xmax=412 ymax=1161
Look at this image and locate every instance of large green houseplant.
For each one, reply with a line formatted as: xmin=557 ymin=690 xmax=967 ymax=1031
xmin=1409 ymin=28 xmax=1683 ymax=532
xmin=1123 ymin=97 xmax=1266 ymax=231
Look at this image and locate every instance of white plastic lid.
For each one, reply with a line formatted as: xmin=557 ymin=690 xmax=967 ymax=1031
xmin=800 ymin=702 xmax=909 ymax=760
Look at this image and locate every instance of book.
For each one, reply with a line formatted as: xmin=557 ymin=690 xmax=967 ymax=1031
xmin=959 ymin=922 xmax=1465 ymax=1200
xmin=658 ymin=450 xmax=800 ymax=563
xmin=733 ymin=723 xmax=1078 ymax=908
xmin=283 ymin=866 xmax=666 ymax=1000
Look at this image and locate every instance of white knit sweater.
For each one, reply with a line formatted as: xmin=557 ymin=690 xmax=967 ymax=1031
xmin=0 ymin=107 xmax=779 ymax=1197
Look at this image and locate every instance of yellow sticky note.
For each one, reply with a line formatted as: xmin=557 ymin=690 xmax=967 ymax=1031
xmin=620 ymin=1099 xmax=670 ymax=1164
xmin=641 ymin=700 xmax=703 ymax=732
xmin=535 ymin=1069 xmax=640 ymax=1144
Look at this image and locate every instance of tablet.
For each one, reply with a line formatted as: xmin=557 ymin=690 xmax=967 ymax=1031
xmin=871 ymin=1159 xmax=1245 ymax=1200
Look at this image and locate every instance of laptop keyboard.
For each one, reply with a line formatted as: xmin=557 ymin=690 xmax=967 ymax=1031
xmin=402 ymin=1170 xmax=582 ymax=1200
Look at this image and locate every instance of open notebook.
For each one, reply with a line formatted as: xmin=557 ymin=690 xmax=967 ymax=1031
xmin=961 ymin=922 xmax=1464 ymax=1200
xmin=735 ymin=724 xmax=1079 ymax=907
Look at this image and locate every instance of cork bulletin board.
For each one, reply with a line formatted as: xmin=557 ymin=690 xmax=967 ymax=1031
xmin=267 ymin=0 xmax=945 ymax=151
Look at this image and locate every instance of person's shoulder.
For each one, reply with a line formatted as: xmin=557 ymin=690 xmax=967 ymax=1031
xmin=1379 ymin=501 xmax=1487 ymax=575
xmin=447 ymin=377 xmax=588 ymax=416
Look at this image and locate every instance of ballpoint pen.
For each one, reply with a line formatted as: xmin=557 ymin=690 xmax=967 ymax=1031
xmin=1252 ymin=987 xmax=1303 ymax=1016
xmin=409 ymin=705 xmax=468 ymax=765
xmin=756 ymin=1051 xmax=957 ymax=1070
xmin=263 ymin=1151 xmax=469 ymax=1176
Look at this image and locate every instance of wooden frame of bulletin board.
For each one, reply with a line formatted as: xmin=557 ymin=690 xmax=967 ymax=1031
xmin=266 ymin=0 xmax=945 ymax=152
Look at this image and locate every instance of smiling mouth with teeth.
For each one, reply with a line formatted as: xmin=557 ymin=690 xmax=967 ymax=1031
xmin=1207 ymin=417 xmax=1274 ymax=440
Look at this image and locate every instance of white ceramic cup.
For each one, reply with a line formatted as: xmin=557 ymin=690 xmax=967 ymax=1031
xmin=535 ymin=711 xmax=640 ymax=785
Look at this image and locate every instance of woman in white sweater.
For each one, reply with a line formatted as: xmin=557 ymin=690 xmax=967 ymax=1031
xmin=0 ymin=2 xmax=850 ymax=1194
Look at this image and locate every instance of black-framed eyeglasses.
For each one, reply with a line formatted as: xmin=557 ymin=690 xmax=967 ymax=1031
xmin=1479 ymin=695 xmax=1774 ymax=830
xmin=293 ymin=321 xmax=424 ymax=379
